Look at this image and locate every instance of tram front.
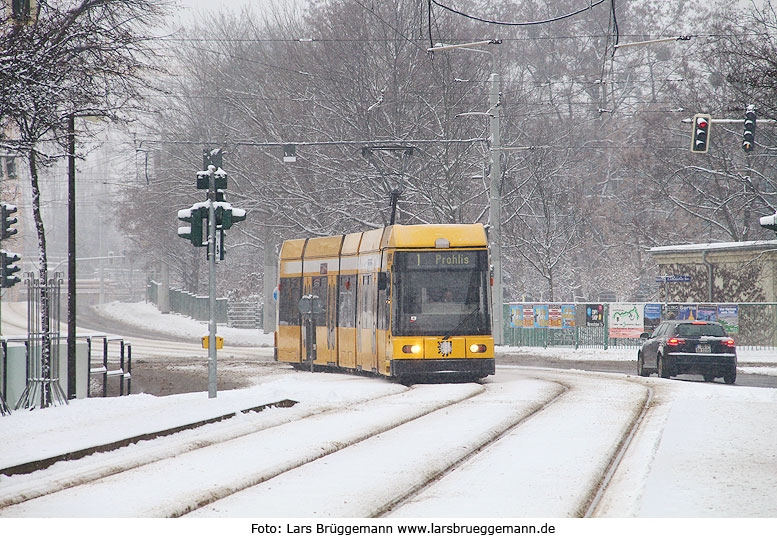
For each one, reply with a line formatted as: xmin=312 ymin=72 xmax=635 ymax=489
xmin=389 ymin=249 xmax=495 ymax=380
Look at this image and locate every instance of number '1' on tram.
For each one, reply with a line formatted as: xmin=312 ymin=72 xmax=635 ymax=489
xmin=275 ymin=223 xmax=495 ymax=382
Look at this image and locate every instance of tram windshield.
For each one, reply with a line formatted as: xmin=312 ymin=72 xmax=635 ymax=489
xmin=393 ymin=250 xmax=491 ymax=337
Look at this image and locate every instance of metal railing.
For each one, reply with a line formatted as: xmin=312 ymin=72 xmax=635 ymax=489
xmin=0 ymin=333 xmax=132 ymax=414
xmin=85 ymin=334 xmax=132 ymax=398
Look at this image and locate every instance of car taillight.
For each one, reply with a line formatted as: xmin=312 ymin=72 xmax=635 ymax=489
xmin=724 ymin=338 xmax=735 ymax=347
xmin=402 ymin=344 xmax=421 ymax=354
xmin=469 ymin=344 xmax=487 ymax=353
xmin=667 ymin=338 xmax=685 ymax=346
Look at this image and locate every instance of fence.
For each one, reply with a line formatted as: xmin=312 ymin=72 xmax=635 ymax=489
xmin=502 ymin=302 xmax=777 ymax=350
xmin=227 ymin=300 xmax=263 ymax=329
xmin=146 ymin=281 xmax=228 ymax=324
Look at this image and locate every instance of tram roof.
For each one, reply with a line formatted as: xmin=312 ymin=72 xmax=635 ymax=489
xmin=382 ymin=224 xmax=487 ymax=249
xmin=279 ymin=238 xmax=306 ymax=259
xmin=304 ymin=235 xmax=344 ymax=258
xmin=279 ymin=223 xmax=487 ymax=261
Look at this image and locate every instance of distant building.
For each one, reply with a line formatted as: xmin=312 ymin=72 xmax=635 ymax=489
xmin=648 ymin=240 xmax=777 ymax=303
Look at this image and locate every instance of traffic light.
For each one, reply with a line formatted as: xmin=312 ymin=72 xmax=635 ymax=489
xmin=743 ymin=107 xmax=756 ymax=153
xmin=203 ymin=148 xmax=223 ymax=170
xmin=177 ymin=205 xmax=206 ymax=246
xmin=760 ymin=212 xmax=777 ymax=237
xmin=195 ymin=168 xmax=227 ymax=190
xmin=212 ymin=168 xmax=227 ymax=190
xmin=282 ymin=144 xmax=297 ymax=163
xmin=196 ymin=170 xmax=210 ymax=190
xmin=215 ymin=203 xmax=247 ymax=230
xmin=1 ymin=203 xmax=18 ymax=240
xmin=690 ymin=114 xmax=711 ymax=154
xmin=1 ymin=250 xmax=21 ymax=288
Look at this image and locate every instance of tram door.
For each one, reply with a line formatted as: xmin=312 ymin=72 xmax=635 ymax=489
xmin=324 ymin=274 xmax=338 ymax=364
xmin=300 ymin=277 xmax=315 ymax=365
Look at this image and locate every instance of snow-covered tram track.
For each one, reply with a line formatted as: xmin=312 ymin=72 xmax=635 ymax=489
xmin=581 ymin=382 xmax=654 ymax=517
xmin=1 ymin=370 xmax=654 ymax=518
xmin=0 ymin=382 xmax=489 ymax=517
xmin=388 ymin=368 xmax=654 ymax=518
xmin=187 ymin=377 xmax=567 ymax=517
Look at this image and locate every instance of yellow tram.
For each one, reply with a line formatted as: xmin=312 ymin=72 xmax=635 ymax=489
xmin=275 ymin=223 xmax=495 ymax=381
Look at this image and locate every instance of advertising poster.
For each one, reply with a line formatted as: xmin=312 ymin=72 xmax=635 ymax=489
xmin=678 ymin=304 xmax=698 ymax=320
xmin=644 ymin=303 xmax=662 ymax=331
xmin=664 ymin=304 xmax=680 ymax=320
xmin=697 ymin=304 xmax=717 ymax=322
xmin=717 ymin=305 xmax=739 ymax=334
xmin=549 ymin=304 xmax=563 ymax=328
xmin=523 ymin=305 xmax=534 ymax=328
xmin=533 ymin=304 xmax=549 ymax=328
xmin=586 ymin=304 xmax=604 ymax=327
xmin=509 ymin=304 xmax=523 ymax=328
xmin=562 ymin=304 xmax=576 ymax=328
xmin=609 ymin=303 xmax=645 ymax=338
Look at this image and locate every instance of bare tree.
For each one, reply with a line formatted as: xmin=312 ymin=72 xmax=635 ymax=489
xmin=1 ymin=0 xmax=169 ymax=381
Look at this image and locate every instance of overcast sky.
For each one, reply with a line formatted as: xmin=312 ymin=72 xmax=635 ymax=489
xmin=178 ymin=0 xmax=255 ymax=11
xmin=176 ymin=0 xmax=295 ymax=16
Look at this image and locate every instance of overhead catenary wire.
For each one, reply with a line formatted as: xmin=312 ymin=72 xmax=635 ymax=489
xmin=151 ymin=31 xmax=769 ymax=44
xmin=428 ymin=0 xmax=607 ymax=27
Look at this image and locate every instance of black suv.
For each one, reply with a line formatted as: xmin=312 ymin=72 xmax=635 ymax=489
xmin=637 ymin=320 xmax=737 ymax=384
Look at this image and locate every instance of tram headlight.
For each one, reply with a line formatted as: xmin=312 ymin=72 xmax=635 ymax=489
xmin=402 ymin=344 xmax=422 ymax=354
xmin=469 ymin=344 xmax=487 ymax=353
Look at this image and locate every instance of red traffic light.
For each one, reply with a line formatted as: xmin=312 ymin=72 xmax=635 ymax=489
xmin=690 ymin=114 xmax=711 ymax=154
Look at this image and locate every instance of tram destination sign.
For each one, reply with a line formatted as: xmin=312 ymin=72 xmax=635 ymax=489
xmin=402 ymin=250 xmax=482 ymax=270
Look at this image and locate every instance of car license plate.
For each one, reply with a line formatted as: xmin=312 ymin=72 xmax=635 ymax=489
xmin=696 ymin=343 xmax=711 ymax=353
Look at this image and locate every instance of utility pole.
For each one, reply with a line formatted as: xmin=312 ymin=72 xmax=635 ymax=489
xmin=427 ymin=39 xmax=505 ymax=344
xmin=489 ymin=73 xmax=503 ymax=345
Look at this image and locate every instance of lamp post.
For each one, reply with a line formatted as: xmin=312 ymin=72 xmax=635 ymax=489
xmin=428 ymin=40 xmax=504 ymax=344
xmin=66 ymin=113 xmax=105 ymax=399
xmin=67 ymin=113 xmax=76 ymax=399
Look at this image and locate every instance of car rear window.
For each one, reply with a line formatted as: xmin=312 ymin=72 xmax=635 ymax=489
xmin=675 ymin=323 xmax=726 ymax=337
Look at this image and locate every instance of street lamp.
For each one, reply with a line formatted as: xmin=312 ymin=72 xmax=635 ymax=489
xmin=66 ymin=112 xmax=106 ymax=400
xmin=67 ymin=113 xmax=76 ymax=400
xmin=429 ymin=40 xmax=505 ymax=345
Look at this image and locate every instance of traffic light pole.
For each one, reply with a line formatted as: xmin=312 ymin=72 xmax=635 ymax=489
xmin=178 ymin=153 xmax=246 ymax=399
xmin=207 ymin=168 xmax=218 ymax=399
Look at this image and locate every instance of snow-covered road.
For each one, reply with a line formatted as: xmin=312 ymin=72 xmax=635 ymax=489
xmin=3 ymin=366 xmax=775 ymax=520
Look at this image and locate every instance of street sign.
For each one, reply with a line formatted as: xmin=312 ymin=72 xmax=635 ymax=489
xmin=656 ymin=275 xmax=691 ymax=283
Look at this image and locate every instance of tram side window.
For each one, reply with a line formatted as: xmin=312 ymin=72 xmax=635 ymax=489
xmin=278 ymin=277 xmax=302 ymax=326
xmin=358 ymin=274 xmax=372 ymax=328
xmin=339 ymin=274 xmax=357 ymax=327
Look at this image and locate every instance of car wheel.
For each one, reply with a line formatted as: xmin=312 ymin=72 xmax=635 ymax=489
xmin=723 ymin=369 xmax=736 ymax=385
xmin=658 ymin=353 xmax=670 ymax=379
